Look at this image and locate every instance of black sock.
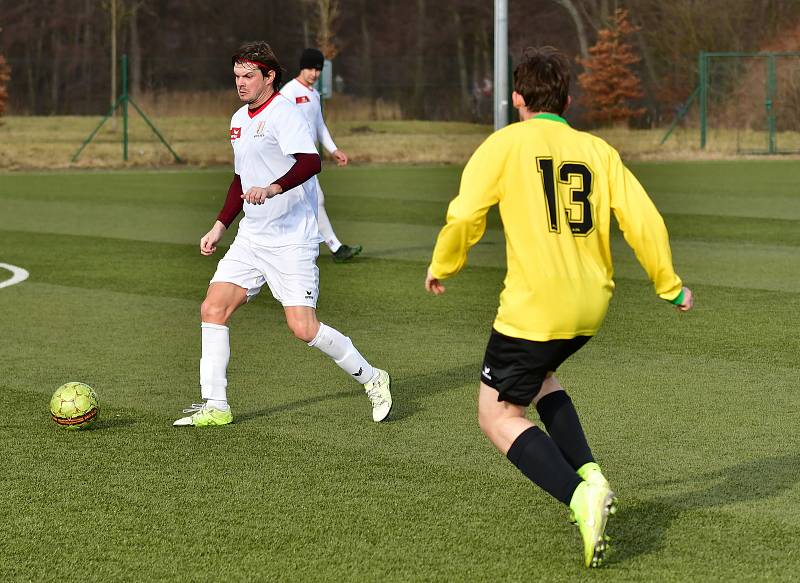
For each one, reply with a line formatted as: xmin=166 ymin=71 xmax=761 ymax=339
xmin=506 ymin=426 xmax=583 ymax=505
xmin=535 ymin=391 xmax=594 ymax=470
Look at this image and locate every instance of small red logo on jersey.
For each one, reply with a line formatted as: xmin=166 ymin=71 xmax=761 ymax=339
xmin=230 ymin=127 xmax=242 ymax=140
xmin=295 ymin=96 xmax=310 ymax=104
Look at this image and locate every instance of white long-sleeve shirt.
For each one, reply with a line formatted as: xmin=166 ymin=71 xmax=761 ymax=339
xmin=280 ymin=78 xmax=338 ymax=154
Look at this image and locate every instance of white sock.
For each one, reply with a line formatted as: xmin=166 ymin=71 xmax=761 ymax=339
xmin=206 ymin=399 xmax=230 ymax=411
xmin=317 ymin=190 xmax=342 ymax=252
xmin=308 ymin=323 xmax=374 ymax=384
xmin=200 ymin=322 xmax=230 ymax=403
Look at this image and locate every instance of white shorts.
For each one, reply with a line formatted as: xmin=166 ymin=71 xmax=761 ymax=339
xmin=210 ymin=236 xmax=319 ymax=307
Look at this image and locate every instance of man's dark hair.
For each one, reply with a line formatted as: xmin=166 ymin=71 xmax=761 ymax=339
xmin=513 ymin=46 xmax=570 ymax=115
xmin=232 ymin=41 xmax=284 ymax=89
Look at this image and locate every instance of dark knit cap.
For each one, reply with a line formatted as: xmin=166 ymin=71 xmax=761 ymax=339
xmin=300 ymin=48 xmax=324 ymax=70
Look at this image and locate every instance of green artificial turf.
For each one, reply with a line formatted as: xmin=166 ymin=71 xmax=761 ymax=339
xmin=1 ymin=161 xmax=798 ymax=581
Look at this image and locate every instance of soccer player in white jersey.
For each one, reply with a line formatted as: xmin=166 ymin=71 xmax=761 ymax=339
xmin=280 ymin=48 xmax=362 ymax=262
xmin=174 ymin=41 xmax=392 ymax=427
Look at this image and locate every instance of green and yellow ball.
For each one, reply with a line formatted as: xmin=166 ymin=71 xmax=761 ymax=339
xmin=50 ymin=382 xmax=99 ymax=429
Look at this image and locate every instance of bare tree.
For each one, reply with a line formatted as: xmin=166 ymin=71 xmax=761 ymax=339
xmin=315 ymin=0 xmax=341 ymax=58
xmin=127 ymin=1 xmax=148 ymax=97
xmin=108 ymin=0 xmax=118 ymax=112
xmin=451 ymin=1 xmax=471 ymax=115
xmin=412 ymin=0 xmax=426 ymax=117
xmin=358 ymin=0 xmax=374 ymax=108
xmin=2 ymin=0 xmax=796 ymax=121
xmin=575 ymin=0 xmax=616 ymax=33
xmin=552 ymin=0 xmax=589 ymax=60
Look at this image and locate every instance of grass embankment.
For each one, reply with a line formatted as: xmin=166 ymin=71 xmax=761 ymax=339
xmin=0 ymin=116 xmax=489 ymax=170
xmin=2 ymin=114 xmax=798 ymax=170
xmin=1 ymin=162 xmax=800 ymax=580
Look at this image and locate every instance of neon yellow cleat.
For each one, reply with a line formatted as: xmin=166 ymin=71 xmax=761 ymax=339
xmin=569 ymin=481 xmax=618 ymax=568
xmin=173 ymin=402 xmax=233 ymax=427
xmin=364 ymin=369 xmax=392 ymax=422
xmin=578 ymin=462 xmax=610 ymax=488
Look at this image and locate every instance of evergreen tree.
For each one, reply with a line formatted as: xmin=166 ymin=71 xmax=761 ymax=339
xmin=578 ymin=9 xmax=646 ymax=125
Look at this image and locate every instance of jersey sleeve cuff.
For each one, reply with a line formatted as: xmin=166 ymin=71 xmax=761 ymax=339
xmin=428 ymin=264 xmax=446 ymax=280
xmin=668 ymin=288 xmax=685 ymax=305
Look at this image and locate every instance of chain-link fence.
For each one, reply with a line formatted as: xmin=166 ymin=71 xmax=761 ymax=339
xmin=2 ymin=54 xmax=501 ymax=124
xmin=700 ymin=52 xmax=800 ymax=154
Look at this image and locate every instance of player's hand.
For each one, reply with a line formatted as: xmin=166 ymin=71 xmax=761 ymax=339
xmin=425 ymin=269 xmax=446 ymax=295
xmin=200 ymin=221 xmax=226 ymax=256
xmin=242 ymin=184 xmax=282 ymax=205
xmin=675 ymin=286 xmax=694 ymax=312
xmin=332 ymin=150 xmax=349 ymax=166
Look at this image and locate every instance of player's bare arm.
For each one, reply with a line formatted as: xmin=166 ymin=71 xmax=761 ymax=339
xmin=200 ymin=221 xmax=227 ymax=256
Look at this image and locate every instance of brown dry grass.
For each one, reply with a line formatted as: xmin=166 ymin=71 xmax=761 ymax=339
xmin=0 ymin=115 xmax=488 ymax=170
xmin=0 ymin=114 xmax=797 ymax=171
xmin=133 ymin=90 xmax=403 ymax=121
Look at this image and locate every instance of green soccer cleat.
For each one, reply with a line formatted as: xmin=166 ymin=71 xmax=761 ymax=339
xmin=364 ymin=368 xmax=392 ymax=422
xmin=569 ymin=481 xmax=618 ymax=568
xmin=570 ymin=463 xmax=611 ymax=524
xmin=173 ymin=402 xmax=233 ymax=427
xmin=332 ymin=244 xmax=363 ymax=263
xmin=578 ymin=462 xmax=611 ymax=488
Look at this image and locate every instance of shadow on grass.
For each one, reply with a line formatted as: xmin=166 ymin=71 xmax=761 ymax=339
xmin=611 ymin=453 xmax=800 ymax=564
xmin=235 ymin=388 xmax=356 ymax=424
xmin=235 ymin=363 xmax=478 ymax=424
xmin=85 ymin=416 xmax=139 ymax=431
xmin=389 ymin=363 xmax=476 ymax=421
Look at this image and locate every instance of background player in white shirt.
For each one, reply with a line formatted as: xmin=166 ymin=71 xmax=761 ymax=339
xmin=174 ymin=41 xmax=391 ymax=427
xmin=281 ymin=48 xmax=362 ymax=262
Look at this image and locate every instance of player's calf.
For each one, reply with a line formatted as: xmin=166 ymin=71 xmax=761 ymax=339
xmin=307 ymin=323 xmax=392 ymax=421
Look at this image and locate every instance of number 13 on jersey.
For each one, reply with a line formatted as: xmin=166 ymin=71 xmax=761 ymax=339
xmin=536 ymin=157 xmax=595 ymax=236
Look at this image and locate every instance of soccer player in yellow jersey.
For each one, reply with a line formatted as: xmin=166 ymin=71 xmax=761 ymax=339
xmin=425 ymin=47 xmax=693 ymax=567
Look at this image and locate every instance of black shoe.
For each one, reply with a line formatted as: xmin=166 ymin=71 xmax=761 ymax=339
xmin=332 ymin=244 xmax=363 ymax=262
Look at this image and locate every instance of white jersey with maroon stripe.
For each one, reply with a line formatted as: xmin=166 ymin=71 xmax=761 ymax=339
xmin=280 ymin=78 xmax=338 ymax=154
xmin=230 ymin=92 xmax=322 ymax=246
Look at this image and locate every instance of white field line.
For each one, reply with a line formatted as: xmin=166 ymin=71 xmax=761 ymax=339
xmin=0 ymin=263 xmax=30 ymax=289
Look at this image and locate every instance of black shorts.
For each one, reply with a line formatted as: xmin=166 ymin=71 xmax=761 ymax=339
xmin=481 ymin=329 xmax=591 ymax=406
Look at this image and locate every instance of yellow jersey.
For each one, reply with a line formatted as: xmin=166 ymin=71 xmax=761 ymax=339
xmin=429 ymin=113 xmax=683 ymax=341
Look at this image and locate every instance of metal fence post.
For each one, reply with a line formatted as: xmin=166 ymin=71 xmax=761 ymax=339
xmin=122 ymin=54 xmax=129 ymax=161
xmin=72 ymin=53 xmax=182 ymax=163
xmin=493 ymin=0 xmax=508 ymax=131
xmin=699 ymin=51 xmax=707 ymax=149
xmin=767 ymin=54 xmax=777 ymax=154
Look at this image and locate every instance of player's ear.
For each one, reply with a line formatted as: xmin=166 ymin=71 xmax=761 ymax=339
xmin=563 ymin=95 xmax=572 ymax=114
xmin=511 ymin=91 xmax=526 ymax=110
xmin=264 ymin=69 xmax=276 ymax=85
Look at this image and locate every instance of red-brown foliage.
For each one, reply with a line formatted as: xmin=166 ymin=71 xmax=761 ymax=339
xmin=577 ymin=9 xmax=646 ymax=125
xmin=0 ymin=55 xmax=10 ymax=117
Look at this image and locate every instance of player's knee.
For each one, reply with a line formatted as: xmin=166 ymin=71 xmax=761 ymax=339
xmin=478 ymin=406 xmax=499 ymax=440
xmin=287 ymin=319 xmax=316 ymax=342
xmin=200 ymin=299 xmax=229 ymax=324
